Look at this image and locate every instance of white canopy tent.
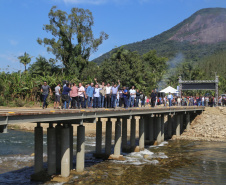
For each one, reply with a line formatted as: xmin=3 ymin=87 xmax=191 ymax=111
xmin=160 ymin=86 xmax=178 ymax=94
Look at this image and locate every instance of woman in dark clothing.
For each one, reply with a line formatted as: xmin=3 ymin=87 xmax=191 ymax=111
xmin=62 ymin=83 xmax=71 ymax=109
xmin=140 ymin=91 xmax=145 ymax=107
xmin=135 ymin=89 xmax=141 ymax=107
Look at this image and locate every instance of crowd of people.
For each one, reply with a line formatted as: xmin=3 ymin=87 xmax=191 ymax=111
xmin=41 ymin=80 xmax=226 ymax=109
xmin=41 ymin=79 xmax=146 ymax=109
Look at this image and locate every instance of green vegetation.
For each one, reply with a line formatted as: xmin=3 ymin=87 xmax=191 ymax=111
xmin=37 ymin=6 xmax=108 ymax=76
xmin=0 ymin=47 xmax=168 ymax=106
xmin=0 ymin=7 xmax=225 ymax=107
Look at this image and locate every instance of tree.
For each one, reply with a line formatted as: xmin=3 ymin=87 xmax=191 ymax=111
xmin=37 ymin=6 xmax=108 ymax=74
xmin=18 ymin=52 xmax=32 ymax=71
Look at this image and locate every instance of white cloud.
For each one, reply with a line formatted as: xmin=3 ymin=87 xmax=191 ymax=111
xmin=9 ymin=39 xmax=18 ymax=46
xmin=0 ymin=53 xmax=22 ymax=63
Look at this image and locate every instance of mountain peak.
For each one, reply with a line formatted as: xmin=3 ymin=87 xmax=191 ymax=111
xmin=169 ymin=8 xmax=226 ymax=44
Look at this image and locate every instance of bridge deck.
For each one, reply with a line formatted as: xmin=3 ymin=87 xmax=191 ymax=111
xmin=0 ymin=106 xmax=204 ymax=125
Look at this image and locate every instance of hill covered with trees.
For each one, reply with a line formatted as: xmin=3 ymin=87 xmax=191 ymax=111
xmin=93 ymin=8 xmax=226 ymax=64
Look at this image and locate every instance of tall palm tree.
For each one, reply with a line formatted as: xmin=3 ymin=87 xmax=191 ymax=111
xmin=18 ymin=52 xmax=32 ymax=71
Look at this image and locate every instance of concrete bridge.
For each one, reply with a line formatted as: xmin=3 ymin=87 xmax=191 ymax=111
xmin=0 ymin=106 xmax=204 ymax=179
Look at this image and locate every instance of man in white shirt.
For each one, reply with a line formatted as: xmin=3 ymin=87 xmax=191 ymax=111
xmin=78 ymin=83 xmax=86 ymax=108
xmin=167 ymin=92 xmax=173 ymax=107
xmin=129 ymin=86 xmax=136 ymax=107
xmin=93 ymin=84 xmax=102 ymax=108
xmin=105 ymin=83 xmax=112 ymax=108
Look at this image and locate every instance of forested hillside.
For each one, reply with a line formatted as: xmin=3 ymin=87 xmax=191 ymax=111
xmin=93 ymin=8 xmax=226 ymax=64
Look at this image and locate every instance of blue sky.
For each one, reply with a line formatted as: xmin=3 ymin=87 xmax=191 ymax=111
xmin=0 ymin=0 xmax=226 ymax=72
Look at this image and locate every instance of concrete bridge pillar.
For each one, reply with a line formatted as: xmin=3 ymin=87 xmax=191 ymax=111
xmin=47 ymin=123 xmax=56 ymax=175
xmin=130 ymin=116 xmax=136 ymax=152
xmin=105 ymin=118 xmax=112 ymax=156
xmin=61 ymin=124 xmax=70 ymax=177
xmin=55 ymin=123 xmax=62 ymax=173
xmin=114 ymin=118 xmax=122 ymax=156
xmin=2 ymin=125 xmax=8 ymax=133
xmin=180 ymin=114 xmax=184 ymax=134
xmin=139 ymin=116 xmax=145 ymax=150
xmin=176 ymin=114 xmax=181 ymax=136
xmin=122 ymin=118 xmax=128 ymax=152
xmin=70 ymin=124 xmax=73 ymax=170
xmin=148 ymin=116 xmax=154 ymax=144
xmin=95 ymin=118 xmax=102 ymax=155
xmin=168 ymin=115 xmax=172 ymax=138
xmin=186 ymin=113 xmax=190 ymax=130
xmin=144 ymin=116 xmax=149 ymax=141
xmin=76 ymin=125 xmax=85 ymax=172
xmin=161 ymin=114 xmax=165 ymax=142
xmin=156 ymin=115 xmax=162 ymax=144
xmin=34 ymin=123 xmax=43 ymax=174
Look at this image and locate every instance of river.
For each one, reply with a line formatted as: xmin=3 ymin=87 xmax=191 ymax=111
xmin=0 ymin=130 xmax=226 ymax=184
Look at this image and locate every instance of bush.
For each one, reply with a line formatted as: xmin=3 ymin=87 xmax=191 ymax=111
xmin=0 ymin=96 xmax=6 ymax=106
xmin=15 ymin=98 xmax=26 ymax=107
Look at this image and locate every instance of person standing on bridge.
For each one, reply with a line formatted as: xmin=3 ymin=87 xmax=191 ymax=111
xmin=150 ymin=90 xmax=157 ymax=107
xmin=54 ymin=82 xmax=61 ymax=109
xmin=62 ymin=83 xmax=71 ymax=109
xmin=41 ymin=81 xmax=52 ymax=109
xmin=122 ymin=86 xmax=128 ymax=109
xmin=167 ymin=92 xmax=173 ymax=107
xmin=86 ymin=83 xmax=94 ymax=108
xmin=78 ymin=83 xmax=86 ymax=109
xmin=111 ymin=80 xmax=120 ymax=109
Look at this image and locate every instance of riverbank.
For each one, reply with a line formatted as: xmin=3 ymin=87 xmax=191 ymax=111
xmin=174 ymin=107 xmax=226 ymax=142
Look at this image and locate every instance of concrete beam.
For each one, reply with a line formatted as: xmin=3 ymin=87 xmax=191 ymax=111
xmin=95 ymin=118 xmax=102 ymax=155
xmin=61 ymin=124 xmax=70 ymax=177
xmin=114 ymin=118 xmax=122 ymax=156
xmin=186 ymin=113 xmax=191 ymax=130
xmin=156 ymin=116 xmax=162 ymax=144
xmin=161 ymin=114 xmax=164 ymax=142
xmin=176 ymin=115 xmax=181 ymax=136
xmin=122 ymin=118 xmax=127 ymax=152
xmin=148 ymin=116 xmax=154 ymax=143
xmin=76 ymin=125 xmax=85 ymax=172
xmin=105 ymin=118 xmax=112 ymax=156
xmin=130 ymin=116 xmax=136 ymax=152
xmin=139 ymin=117 xmax=145 ymax=150
xmin=34 ymin=123 xmax=43 ymax=174
xmin=70 ymin=124 xmax=73 ymax=170
xmin=55 ymin=123 xmax=62 ymax=173
xmin=47 ymin=123 xmax=56 ymax=175
xmin=168 ymin=115 xmax=172 ymax=138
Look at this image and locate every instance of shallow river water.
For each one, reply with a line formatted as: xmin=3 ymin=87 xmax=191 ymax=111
xmin=0 ymin=130 xmax=226 ymax=185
